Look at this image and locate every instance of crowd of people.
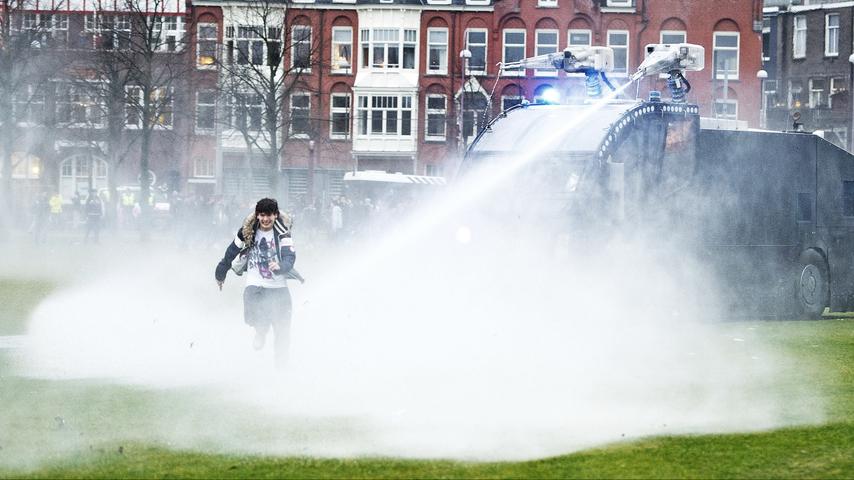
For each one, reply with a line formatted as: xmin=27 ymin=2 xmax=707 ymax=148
xmin=22 ymin=188 xmax=405 ymax=247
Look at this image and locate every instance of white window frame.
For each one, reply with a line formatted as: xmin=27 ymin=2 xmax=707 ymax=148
xmin=355 ymin=94 xmax=414 ymax=138
xmin=227 ymin=92 xmax=263 ymax=132
xmin=714 ymin=99 xmax=738 ymax=120
xmin=538 ymin=0 xmax=558 ymax=7
xmin=660 ymin=30 xmax=685 ymax=45
xmin=359 ymin=28 xmax=418 ymax=70
xmin=193 ymin=156 xmax=215 ymax=178
xmin=424 ymin=94 xmax=447 ymax=141
xmin=713 ymin=31 xmax=739 ymax=81
xmin=197 ymin=22 xmax=217 ymax=69
xmin=606 ymin=0 xmax=632 ymax=6
xmin=830 ymin=77 xmax=844 ymax=108
xmin=292 ymin=25 xmax=312 ymax=72
xmin=125 ymin=86 xmax=142 ymax=129
xmin=330 ymin=93 xmax=351 ymax=139
xmin=465 ymin=28 xmax=488 ymax=75
xmin=13 ymin=84 xmax=45 ymax=126
xmin=567 ymin=29 xmax=591 ymax=47
xmin=825 ymin=13 xmax=839 ymax=57
xmin=793 ymin=15 xmax=806 ymax=59
xmin=154 ymin=16 xmax=185 ymax=53
xmin=331 ymin=26 xmax=353 ymax=73
xmin=195 ymin=90 xmax=216 ymax=134
xmin=809 ymin=78 xmax=827 ymax=108
xmin=502 ymin=29 xmax=526 ymax=77
xmin=289 ymin=93 xmax=311 ymax=138
xmin=427 ymin=27 xmax=448 ymax=74
xmin=535 ymin=29 xmax=559 ymax=77
xmin=607 ymin=30 xmax=629 ymax=77
xmin=56 ymin=83 xmax=104 ymax=128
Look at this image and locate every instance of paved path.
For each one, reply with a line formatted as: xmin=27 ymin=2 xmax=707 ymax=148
xmin=0 ymin=335 xmax=26 ymax=350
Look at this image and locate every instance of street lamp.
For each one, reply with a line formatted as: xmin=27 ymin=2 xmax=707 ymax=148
xmin=459 ymin=49 xmax=472 ymax=152
xmin=757 ymin=69 xmax=768 ymax=129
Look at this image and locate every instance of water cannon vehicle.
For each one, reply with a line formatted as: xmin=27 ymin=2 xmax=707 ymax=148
xmin=462 ymin=43 xmax=854 ymax=319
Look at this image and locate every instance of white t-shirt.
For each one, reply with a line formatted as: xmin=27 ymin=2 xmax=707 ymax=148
xmin=245 ymin=229 xmax=287 ymax=288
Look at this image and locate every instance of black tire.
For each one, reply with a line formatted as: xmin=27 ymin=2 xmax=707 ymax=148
xmin=797 ymin=250 xmax=829 ymax=320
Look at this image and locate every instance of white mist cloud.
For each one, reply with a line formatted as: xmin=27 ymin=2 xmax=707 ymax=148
xmin=17 ymin=200 xmax=824 ymax=461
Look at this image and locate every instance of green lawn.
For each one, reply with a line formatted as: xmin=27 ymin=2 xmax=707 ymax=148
xmin=0 ymin=279 xmax=852 ymax=479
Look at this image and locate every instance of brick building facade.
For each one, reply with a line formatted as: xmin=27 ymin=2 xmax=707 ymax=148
xmin=3 ymin=0 xmax=764 ymax=209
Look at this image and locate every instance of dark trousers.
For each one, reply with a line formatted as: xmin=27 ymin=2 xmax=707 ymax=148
xmin=243 ymin=286 xmax=292 ymax=367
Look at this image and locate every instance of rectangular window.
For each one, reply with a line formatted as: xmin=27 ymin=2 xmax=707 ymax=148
xmin=290 ymin=93 xmax=311 ymax=137
xmin=152 ymin=87 xmax=173 ymax=128
xmin=125 ymin=86 xmax=142 ymax=128
xmin=13 ymin=85 xmax=45 ymax=124
xmin=843 ymin=181 xmax=854 ymax=216
xmin=229 ymin=26 xmax=267 ymax=66
xmin=292 ymin=25 xmax=311 ymax=70
xmin=660 ymin=30 xmax=686 ymax=44
xmin=466 ymin=29 xmax=487 ymax=74
xmin=538 ymin=0 xmax=557 ymax=6
xmin=425 ymin=94 xmax=447 ymax=141
xmin=607 ymin=30 xmax=629 ymax=76
xmin=793 ymin=15 xmax=806 ymax=59
xmin=809 ymin=78 xmax=827 ymax=108
xmin=154 ymin=16 xmax=185 ymax=52
xmin=714 ymin=99 xmax=738 ymax=120
xmin=830 ymin=77 xmax=844 ymax=108
xmin=713 ymin=32 xmax=739 ymax=80
xmin=196 ymin=90 xmax=216 ymax=132
xmin=535 ymin=29 xmax=558 ymax=76
xmin=789 ymin=79 xmax=804 ymax=109
xmin=427 ymin=28 xmax=448 ymax=74
xmin=568 ymin=29 xmax=591 ymax=47
xmin=230 ymin=92 xmax=263 ymax=131
xmin=193 ymin=156 xmax=215 ymax=178
xmin=331 ymin=27 xmax=352 ymax=72
xmin=360 ymin=28 xmax=417 ymax=70
xmin=21 ymin=14 xmax=69 ymax=48
xmin=56 ymin=84 xmax=103 ymax=127
xmin=825 ymin=13 xmax=839 ymax=57
xmin=355 ymin=94 xmax=413 ymax=137
xmin=100 ymin=15 xmax=131 ymax=51
xmin=330 ymin=93 xmax=351 ymax=139
xmin=197 ymin=23 xmax=217 ymax=68
xmin=764 ymin=79 xmax=778 ymax=111
xmin=503 ymin=29 xmax=526 ymax=76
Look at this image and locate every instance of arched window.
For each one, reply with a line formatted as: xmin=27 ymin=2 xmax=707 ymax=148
xmin=59 ymin=154 xmax=109 ymax=199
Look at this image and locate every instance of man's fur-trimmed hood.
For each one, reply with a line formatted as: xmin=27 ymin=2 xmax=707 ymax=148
xmin=241 ymin=211 xmax=292 ymax=248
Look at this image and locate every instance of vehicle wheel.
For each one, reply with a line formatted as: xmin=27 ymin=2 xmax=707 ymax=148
xmin=797 ymin=250 xmax=829 ymax=320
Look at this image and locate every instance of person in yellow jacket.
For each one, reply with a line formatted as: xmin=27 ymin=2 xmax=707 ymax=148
xmin=48 ymin=192 xmax=63 ymax=227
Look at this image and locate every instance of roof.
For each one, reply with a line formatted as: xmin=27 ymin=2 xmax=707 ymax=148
xmin=469 ymin=101 xmax=639 ymax=156
xmin=344 ymin=170 xmax=447 ymax=185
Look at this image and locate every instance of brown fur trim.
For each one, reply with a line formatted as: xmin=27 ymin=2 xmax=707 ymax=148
xmin=241 ymin=213 xmax=256 ymax=248
xmin=241 ymin=211 xmax=292 ymax=248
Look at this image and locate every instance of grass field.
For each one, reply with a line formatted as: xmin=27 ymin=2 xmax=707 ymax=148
xmin=0 ymin=278 xmax=852 ymax=479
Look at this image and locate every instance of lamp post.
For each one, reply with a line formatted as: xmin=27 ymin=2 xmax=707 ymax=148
xmin=459 ymin=49 xmax=471 ymax=153
xmin=757 ymin=69 xmax=768 ymax=129
xmin=848 ymin=53 xmax=854 ymax=151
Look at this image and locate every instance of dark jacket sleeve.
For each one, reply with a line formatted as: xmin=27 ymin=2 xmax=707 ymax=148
xmin=277 ymin=234 xmax=296 ymax=274
xmin=215 ymin=228 xmax=245 ymax=282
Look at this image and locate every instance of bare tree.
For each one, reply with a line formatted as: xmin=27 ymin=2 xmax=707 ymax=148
xmin=63 ymin=0 xmax=192 ymax=237
xmin=0 ymin=0 xmax=70 ymax=233
xmin=216 ymin=0 xmax=323 ymax=198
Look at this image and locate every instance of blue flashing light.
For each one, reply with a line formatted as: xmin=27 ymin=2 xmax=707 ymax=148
xmin=539 ymin=87 xmax=561 ymax=105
